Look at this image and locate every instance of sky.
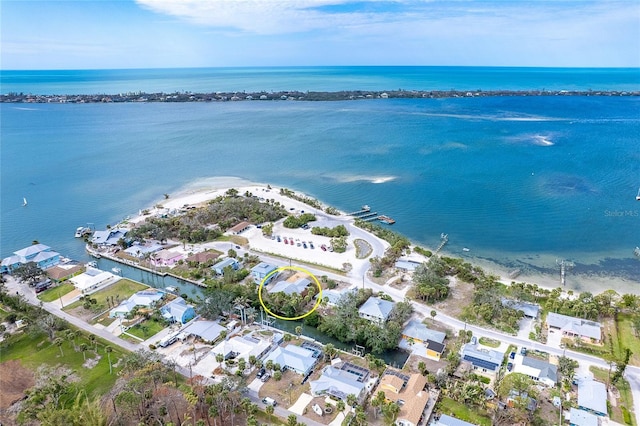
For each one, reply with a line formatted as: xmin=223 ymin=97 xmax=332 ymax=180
xmin=1 ymin=0 xmax=639 ymax=69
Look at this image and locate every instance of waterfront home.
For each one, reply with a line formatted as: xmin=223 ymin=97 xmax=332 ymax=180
xmin=151 ymin=249 xmax=184 ymax=267
xmin=460 ymin=342 xmax=505 ymax=375
xmin=546 ymin=312 xmax=602 ymax=343
xmin=310 ymin=365 xmax=367 ymax=402
xmin=186 ymin=250 xmax=221 ymax=264
xmin=394 ymin=259 xmax=421 ymax=272
xmin=263 ymin=345 xmax=317 ymax=376
xmin=577 ymin=379 xmax=607 ymax=416
xmin=434 ymin=414 xmax=477 ymax=426
xmin=569 ymin=407 xmax=599 ymax=426
xmin=501 ymin=298 xmax=540 ymax=318
xmin=251 ymin=262 xmax=277 ymax=283
xmin=268 ymin=277 xmax=311 ymax=296
xmin=46 ymin=263 xmax=85 ymax=283
xmin=374 ymin=371 xmax=430 ymax=426
xmin=228 ymin=221 xmax=251 ymax=235
xmin=181 ymin=320 xmax=226 ymax=343
xmin=70 ymin=267 xmax=117 ymax=293
xmin=1 ymin=243 xmax=61 ymax=273
xmin=358 ymin=296 xmax=394 ymax=325
xmin=123 ymin=243 xmax=163 ymax=259
xmin=211 ymin=335 xmax=271 ymax=363
xmin=161 ymin=297 xmax=196 ymax=324
xmin=320 ymin=286 xmax=358 ymax=306
xmin=109 ymin=290 xmax=164 ymax=318
xmin=91 ymin=228 xmax=127 ymax=246
xmin=212 ymin=257 xmax=240 ymax=275
xmin=512 ymin=355 xmax=558 ymax=387
xmin=401 ymin=319 xmax=447 ymax=360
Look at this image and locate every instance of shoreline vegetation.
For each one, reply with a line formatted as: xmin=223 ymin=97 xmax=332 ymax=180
xmin=2 ymin=88 xmax=639 ymax=103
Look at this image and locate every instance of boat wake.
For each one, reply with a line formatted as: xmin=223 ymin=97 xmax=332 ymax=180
xmin=532 ymin=135 xmax=555 ymax=146
xmin=332 ymin=174 xmax=398 ymax=184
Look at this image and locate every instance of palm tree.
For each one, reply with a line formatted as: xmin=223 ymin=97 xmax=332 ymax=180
xmin=430 ymin=309 xmax=437 ymax=322
xmin=66 ymin=329 xmax=78 ymax=351
xmin=88 ymin=334 xmax=97 ymax=352
xmin=382 ymin=401 xmax=400 ymax=426
xmin=265 ymin=404 xmax=275 ymax=422
xmin=346 ymin=393 xmax=357 ymax=409
xmin=79 ymin=343 xmax=88 ymax=361
xmin=54 ymin=337 xmax=64 ymax=357
xmin=105 ymin=345 xmax=113 ymax=374
xmin=371 ymin=391 xmax=386 ymax=419
xmin=215 ymin=353 xmax=224 ymax=364
xmin=336 ymin=399 xmax=346 ymax=415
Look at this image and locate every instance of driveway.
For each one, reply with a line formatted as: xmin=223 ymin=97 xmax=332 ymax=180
xmin=289 ymin=392 xmax=313 ymax=415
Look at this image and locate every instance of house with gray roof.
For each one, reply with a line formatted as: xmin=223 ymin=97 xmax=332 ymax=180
xmin=358 ymin=296 xmax=394 ymax=324
xmin=161 ymin=297 xmax=196 ymax=324
xmin=1 ymin=243 xmax=61 ymax=273
xmin=501 ymin=298 xmax=540 ymax=318
xmin=310 ymin=365 xmax=367 ymax=401
xmin=212 ymin=257 xmax=240 ymax=275
xmin=109 ymin=290 xmax=164 ymax=318
xmin=577 ymin=379 xmax=607 ymax=416
xmin=269 ymin=278 xmax=311 ymax=296
xmin=570 ymin=407 xmax=599 ymax=426
xmin=182 ymin=320 xmax=226 ymax=342
xmin=546 ymin=312 xmax=602 ymax=343
xmin=124 ymin=243 xmax=163 ymax=258
xmin=251 ymin=262 xmax=277 ymax=283
xmin=461 ymin=343 xmax=505 ymax=375
xmin=513 ymin=355 xmax=558 ymax=387
xmin=402 ymin=320 xmax=446 ymax=344
xmin=319 ymin=286 xmax=357 ymax=306
xmin=263 ymin=345 xmax=317 ymax=376
xmin=91 ymin=228 xmax=128 ymax=246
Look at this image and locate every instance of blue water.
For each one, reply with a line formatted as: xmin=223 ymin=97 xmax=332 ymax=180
xmin=1 ymin=67 xmax=639 ymax=292
xmin=2 ymin=66 xmax=639 ymax=94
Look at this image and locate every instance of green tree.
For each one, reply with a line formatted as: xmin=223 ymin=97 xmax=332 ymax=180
xmin=346 ymin=393 xmax=357 ymax=408
xmin=13 ymin=261 xmax=45 ymax=286
xmin=287 ymin=414 xmax=298 ymax=426
xmin=265 ymin=404 xmax=275 ymax=421
xmin=382 ymin=401 xmax=400 ymax=426
xmin=430 ymin=310 xmax=437 ymax=322
xmin=54 ymin=337 xmax=64 ymax=357
xmin=371 ymin=391 xmax=386 ymax=419
xmin=105 ymin=345 xmax=113 ymax=374
xmin=79 ymin=343 xmax=88 ymax=361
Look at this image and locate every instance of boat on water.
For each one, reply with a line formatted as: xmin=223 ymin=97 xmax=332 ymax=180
xmin=75 ymin=226 xmax=91 ymax=238
xmin=462 ymin=247 xmax=470 ymax=252
xmin=22 ymin=197 xmax=27 ymax=206
xmin=362 ymin=205 xmax=371 ymax=212
xmin=87 ymin=261 xmax=98 ymax=268
xmin=378 ymin=215 xmax=396 ymax=225
xmin=636 ymin=187 xmax=640 ymax=201
xmin=165 ymin=286 xmax=178 ymax=294
xmin=111 ymin=267 xmax=122 ymax=275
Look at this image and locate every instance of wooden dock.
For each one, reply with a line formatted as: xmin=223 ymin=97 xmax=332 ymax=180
xmin=433 ymin=233 xmax=448 ymax=255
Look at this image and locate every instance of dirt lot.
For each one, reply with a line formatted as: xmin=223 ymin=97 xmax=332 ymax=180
xmin=403 ymin=353 xmax=447 ymax=376
xmin=258 ymin=370 xmax=310 ymax=407
xmin=304 ymin=395 xmax=341 ymax=425
xmin=433 ymin=276 xmax=475 ymax=318
xmin=0 ymin=360 xmax=35 ymax=423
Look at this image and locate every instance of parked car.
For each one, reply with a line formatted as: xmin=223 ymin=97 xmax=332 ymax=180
xmin=309 ymin=242 xmax=314 ymax=249
xmin=277 ymin=236 xmax=281 ymax=242
xmin=507 ymin=362 xmax=514 ymax=372
xmin=283 ymin=238 xmax=288 ymax=244
xmin=509 ymin=352 xmax=516 ymax=359
xmin=262 ymin=397 xmax=277 ymax=406
xmin=302 ymin=242 xmax=307 ymax=249
xmin=261 ymin=373 xmax=271 ymax=383
xmin=520 ymin=347 xmax=527 ymax=355
xmin=256 ymin=368 xmax=266 ymax=378
xmin=320 ymin=244 xmax=327 ymax=251
xmin=297 ymin=242 xmax=301 ymax=247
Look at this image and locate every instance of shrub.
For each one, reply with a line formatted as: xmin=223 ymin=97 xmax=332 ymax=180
xmin=149 ymin=344 xmax=157 ymax=350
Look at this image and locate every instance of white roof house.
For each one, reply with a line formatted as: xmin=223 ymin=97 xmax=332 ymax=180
xmin=91 ymin=228 xmax=127 ymax=246
xmin=461 ymin=343 xmax=505 ymax=373
xmin=1 ymin=243 xmax=61 ymax=273
xmin=310 ymin=365 xmax=366 ymax=401
xmin=182 ymin=320 xmax=226 ymax=342
xmin=212 ymin=257 xmax=240 ymax=275
xmin=124 ymin=243 xmax=163 ymax=258
xmin=569 ymin=408 xmax=599 ymax=426
xmin=501 ymin=299 xmax=540 ymax=318
xmin=211 ymin=335 xmax=271 ymax=362
xmin=70 ymin=267 xmax=116 ymax=292
xmin=513 ymin=355 xmax=558 ymax=387
xmin=269 ymin=278 xmax=311 ymax=296
xmin=263 ymin=345 xmax=317 ymax=376
xmin=547 ymin=312 xmax=602 ymax=342
xmin=109 ymin=290 xmax=164 ymax=318
xmin=577 ymin=379 xmax=607 ymax=416
xmin=251 ymin=262 xmax=277 ymax=283
xmin=320 ymin=287 xmax=358 ymax=306
xmin=402 ymin=319 xmax=446 ymax=344
xmin=110 ymin=299 xmax=138 ymax=318
xmin=435 ymin=414 xmax=477 ymax=426
xmin=358 ymin=297 xmax=394 ymax=324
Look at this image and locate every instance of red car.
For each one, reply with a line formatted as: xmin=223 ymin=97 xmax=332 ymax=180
xmin=320 ymin=244 xmax=327 ymax=251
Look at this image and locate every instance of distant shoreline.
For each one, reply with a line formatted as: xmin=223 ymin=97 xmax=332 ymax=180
xmin=2 ymin=89 xmax=639 ymax=103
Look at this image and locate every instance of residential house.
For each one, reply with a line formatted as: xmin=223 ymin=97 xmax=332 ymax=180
xmin=546 ymin=312 xmax=602 ymax=343
xmin=577 ymin=379 xmax=607 ymax=416
xmin=186 ymin=251 xmax=221 ymax=264
xmin=401 ymin=320 xmax=447 ymax=360
xmin=1 ymin=243 xmax=61 ymax=273
xmin=395 ymin=259 xmax=421 ymax=272
xmin=46 ymin=263 xmax=85 ymax=283
xmin=211 ymin=335 xmax=271 ymax=362
xmin=374 ymin=372 xmax=430 ymax=426
xmin=501 ymin=298 xmax=540 ymax=318
xmin=263 ymin=345 xmax=317 ymax=376
xmin=109 ymin=290 xmax=164 ymax=318
xmin=151 ymin=249 xmax=183 ymax=267
xmin=251 ymin=262 xmax=278 ymax=283
xmin=513 ymin=355 xmax=558 ymax=387
xmin=358 ymin=296 xmax=394 ymax=324
xmin=461 ymin=343 xmax=505 ymax=375
xmin=229 ymin=221 xmax=251 ymax=235
xmin=320 ymin=286 xmax=358 ymax=306
xmin=507 ymin=390 xmax=537 ymax=411
xmin=570 ymin=408 xmax=600 ymax=426
xmin=212 ymin=258 xmax=240 ymax=275
xmin=124 ymin=243 xmax=163 ymax=259
xmin=182 ymin=320 xmax=226 ymax=343
xmin=434 ymin=414 xmax=477 ymax=426
xmin=269 ymin=277 xmax=311 ymax=296
xmin=161 ymin=297 xmax=196 ymax=324
xmin=70 ymin=267 xmax=116 ymax=293
xmin=91 ymin=228 xmax=127 ymax=246
xmin=310 ymin=365 xmax=367 ymax=402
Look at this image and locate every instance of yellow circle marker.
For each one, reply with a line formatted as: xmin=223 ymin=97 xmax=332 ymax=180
xmin=258 ymin=266 xmax=323 ymax=321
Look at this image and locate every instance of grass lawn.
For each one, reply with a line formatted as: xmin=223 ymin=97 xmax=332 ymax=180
xmin=64 ymin=278 xmax=148 ymax=312
xmin=125 ymin=319 xmax=167 ymax=340
xmin=437 ymin=397 xmax=492 ymax=426
xmin=0 ymin=328 xmax=127 ymax=398
xmin=37 ymin=282 xmax=76 ymax=302
xmin=590 ymin=366 xmax=635 ymax=425
xmin=478 ymin=337 xmax=501 ymax=348
xmin=611 ymin=314 xmax=640 ymax=367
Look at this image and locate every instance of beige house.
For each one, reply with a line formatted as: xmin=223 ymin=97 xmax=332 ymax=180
xmin=374 ymin=372 xmax=429 ymax=426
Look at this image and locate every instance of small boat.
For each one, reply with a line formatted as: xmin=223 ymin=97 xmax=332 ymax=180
xmin=165 ymin=286 xmax=178 ymax=294
xmin=75 ymin=227 xmax=91 ymax=238
xmin=636 ymin=187 xmax=640 ymax=201
xmin=87 ymin=261 xmax=98 ymax=268
xmin=462 ymin=247 xmax=470 ymax=252
xmin=362 ymin=205 xmax=371 ymax=212
xmin=22 ymin=197 xmax=28 ymax=206
xmin=111 ymin=267 xmax=122 ymax=275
